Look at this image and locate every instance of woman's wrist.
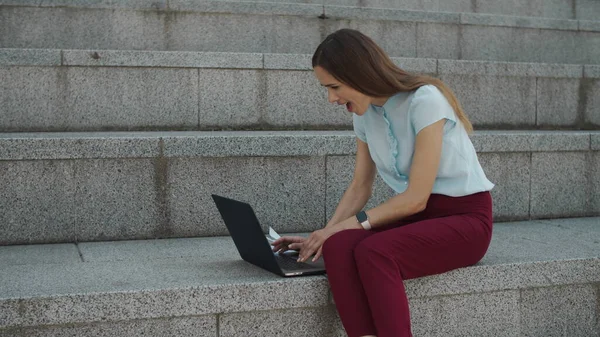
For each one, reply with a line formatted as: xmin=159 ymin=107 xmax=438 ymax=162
xmin=334 ymin=216 xmax=363 ymax=232
xmin=324 ymin=214 xmax=364 ymax=236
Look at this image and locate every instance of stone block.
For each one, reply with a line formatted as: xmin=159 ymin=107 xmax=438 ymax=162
xmin=585 ymin=65 xmax=600 ymax=78
xmin=579 ymin=19 xmax=600 ymax=32
xmin=264 ymin=53 xmax=312 ymax=70
xmin=61 ymin=67 xmax=198 ymax=131
xmin=440 ymin=75 xmax=536 ymax=127
xmin=0 ymin=67 xmax=61 ymax=132
xmin=461 ymin=12 xmax=578 ymax=30
xmin=165 ymin=12 xmax=320 ymax=54
xmin=0 ymin=159 xmax=160 ymax=245
xmin=592 ymin=133 xmax=600 ymax=150
xmin=475 ymin=0 xmax=575 ymax=19
xmin=576 ymin=0 xmax=600 ymax=20
xmin=0 ymin=132 xmax=160 ymax=160
xmin=6 ymin=316 xmax=216 ymax=337
xmin=410 ymin=290 xmax=520 ymax=337
xmin=0 ymin=66 xmax=198 ymax=131
xmin=460 ymin=25 xmax=583 ymax=64
xmin=198 ymin=69 xmax=263 ymax=128
xmin=416 ymin=23 xmax=461 ymax=60
xmin=63 ymin=50 xmax=263 ymax=69
xmin=167 ymin=156 xmax=326 ymax=236
xmin=0 ymin=48 xmax=61 ymax=66
xmin=169 ymin=0 xmax=322 ymax=16
xmin=530 ymin=152 xmax=593 ymax=218
xmin=0 ymin=244 xmax=80 ymax=266
xmin=78 ymin=237 xmax=233 ymax=262
xmin=324 ymin=6 xmax=460 ymax=23
xmin=520 ymin=284 xmax=598 ymax=337
xmin=438 ymin=59 xmax=582 ymax=78
xmin=265 ymin=71 xmax=352 ymax=128
xmin=323 ymin=0 xmax=472 ymax=11
xmin=0 ymin=6 xmax=165 ymax=50
xmin=478 ymin=153 xmax=530 ymax=220
xmin=0 ymin=260 xmax=329 ymax=327
xmin=483 ymin=218 xmax=600 ymax=265
xmin=471 ymin=131 xmax=590 ymax=153
xmin=592 ymin=151 xmax=600 ymax=215
xmin=583 ymin=78 xmax=600 ymax=125
xmin=536 ymin=78 xmax=580 ymax=126
xmin=538 ymin=29 xmax=597 ymax=65
xmin=219 ymin=307 xmax=338 ymax=337
xmin=390 ymin=57 xmax=438 ymax=74
xmin=323 ymin=20 xmax=417 ymax=58
xmin=161 ymin=131 xmax=356 ymax=158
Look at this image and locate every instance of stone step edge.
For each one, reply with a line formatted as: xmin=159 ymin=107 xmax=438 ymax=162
xmin=0 ymin=244 xmax=598 ymax=328
xmin=0 ymin=130 xmax=598 ymax=161
xmin=2 ymin=48 xmax=600 ymax=79
xmin=2 ymin=0 xmax=599 ymax=32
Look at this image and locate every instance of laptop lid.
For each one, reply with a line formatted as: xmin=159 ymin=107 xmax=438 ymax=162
xmin=211 ymin=194 xmax=283 ymax=275
xmin=211 ymin=194 xmax=325 ymax=277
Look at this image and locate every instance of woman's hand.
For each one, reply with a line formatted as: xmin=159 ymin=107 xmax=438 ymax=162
xmin=271 ymin=236 xmax=306 ymax=254
xmin=297 ymin=227 xmax=335 ymax=263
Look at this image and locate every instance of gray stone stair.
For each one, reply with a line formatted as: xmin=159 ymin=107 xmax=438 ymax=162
xmin=0 ymin=217 xmax=599 ymax=337
xmin=2 ymin=0 xmax=600 ymax=20
xmin=1 ymin=1 xmax=600 ymax=64
xmin=1 ymin=0 xmax=598 ymax=336
xmin=1 ymin=130 xmax=598 ymax=245
xmin=282 ymin=0 xmax=600 ymax=20
xmin=1 ymin=49 xmax=599 ymax=131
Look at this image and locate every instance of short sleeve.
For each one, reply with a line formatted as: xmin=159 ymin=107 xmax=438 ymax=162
xmin=409 ymin=85 xmax=457 ymax=135
xmin=352 ymin=113 xmax=367 ymax=142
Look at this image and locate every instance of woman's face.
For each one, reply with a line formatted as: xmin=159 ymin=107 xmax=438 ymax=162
xmin=314 ymin=66 xmax=371 ymax=116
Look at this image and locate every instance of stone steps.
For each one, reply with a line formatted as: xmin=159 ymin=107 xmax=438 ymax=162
xmin=1 ymin=217 xmax=599 ymax=336
xmin=2 ymin=0 xmax=600 ymax=20
xmin=1 ymin=130 xmax=598 ymax=245
xmin=1 ymin=49 xmax=599 ymax=131
xmin=1 ymin=2 xmax=600 ymax=64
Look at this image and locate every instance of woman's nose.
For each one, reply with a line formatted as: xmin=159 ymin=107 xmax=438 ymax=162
xmin=327 ymin=91 xmax=338 ymax=104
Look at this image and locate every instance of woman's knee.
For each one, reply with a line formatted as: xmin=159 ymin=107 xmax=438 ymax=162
xmin=323 ymin=229 xmax=370 ymax=260
xmin=353 ymin=237 xmax=387 ymax=264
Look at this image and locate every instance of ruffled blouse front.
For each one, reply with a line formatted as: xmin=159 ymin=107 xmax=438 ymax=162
xmin=352 ymin=85 xmax=494 ymax=197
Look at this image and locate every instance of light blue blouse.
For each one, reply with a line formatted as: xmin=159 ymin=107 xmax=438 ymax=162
xmin=353 ymin=84 xmax=494 ymax=197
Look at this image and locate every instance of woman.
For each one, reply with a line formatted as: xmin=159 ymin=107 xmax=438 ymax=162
xmin=272 ymin=28 xmax=494 ymax=337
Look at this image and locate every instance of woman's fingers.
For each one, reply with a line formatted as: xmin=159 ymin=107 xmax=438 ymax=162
xmin=313 ymin=246 xmax=323 ymax=262
xmin=298 ymin=242 xmax=317 ymax=262
xmin=272 ymin=236 xmax=310 ymax=255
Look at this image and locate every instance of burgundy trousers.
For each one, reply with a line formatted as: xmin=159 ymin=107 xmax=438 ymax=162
xmin=322 ymin=192 xmax=493 ymax=337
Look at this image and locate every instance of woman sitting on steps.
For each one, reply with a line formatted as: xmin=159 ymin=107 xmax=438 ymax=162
xmin=272 ymin=28 xmax=495 ymax=337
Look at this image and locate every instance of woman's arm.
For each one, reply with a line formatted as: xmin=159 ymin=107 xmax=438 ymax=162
xmin=325 ymin=137 xmax=377 ymax=228
xmin=297 ymin=119 xmax=445 ymax=262
xmin=331 ymin=118 xmax=445 ymax=232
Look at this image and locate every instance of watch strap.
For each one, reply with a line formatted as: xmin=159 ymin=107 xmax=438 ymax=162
xmin=356 ymin=211 xmax=372 ymax=230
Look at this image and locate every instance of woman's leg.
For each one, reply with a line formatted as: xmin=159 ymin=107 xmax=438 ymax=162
xmin=322 ymin=229 xmax=376 ymax=337
xmin=353 ymin=193 xmax=493 ymax=337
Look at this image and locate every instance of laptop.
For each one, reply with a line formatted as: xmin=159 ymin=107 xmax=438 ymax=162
xmin=211 ymin=194 xmax=326 ymax=277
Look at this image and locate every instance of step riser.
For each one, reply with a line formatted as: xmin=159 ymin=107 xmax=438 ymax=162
xmin=1 ymin=133 xmax=598 ymax=245
xmin=323 ymin=0 xmax=598 ymax=21
xmin=2 ymin=0 xmax=600 ymax=21
xmin=1 ymin=6 xmax=599 ymax=64
xmin=1 ymin=62 xmax=598 ymax=131
xmin=1 ymin=284 xmax=597 ymax=336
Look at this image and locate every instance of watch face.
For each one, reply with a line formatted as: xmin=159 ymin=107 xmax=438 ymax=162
xmin=356 ymin=211 xmax=368 ymax=222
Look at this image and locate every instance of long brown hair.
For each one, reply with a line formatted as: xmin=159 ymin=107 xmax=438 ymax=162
xmin=312 ymin=29 xmax=473 ymax=133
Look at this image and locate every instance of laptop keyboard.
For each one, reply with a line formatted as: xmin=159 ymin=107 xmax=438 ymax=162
xmin=276 ymin=254 xmax=316 ymax=270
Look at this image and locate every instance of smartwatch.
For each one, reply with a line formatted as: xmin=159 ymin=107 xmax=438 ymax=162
xmin=356 ymin=211 xmax=372 ymax=230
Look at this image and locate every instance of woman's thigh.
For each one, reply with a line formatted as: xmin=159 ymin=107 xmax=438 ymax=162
xmin=355 ymin=213 xmax=493 ymax=280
